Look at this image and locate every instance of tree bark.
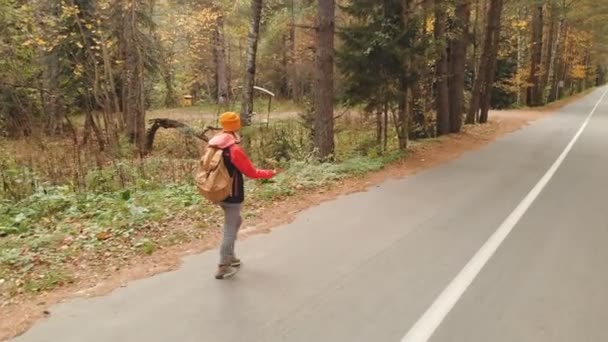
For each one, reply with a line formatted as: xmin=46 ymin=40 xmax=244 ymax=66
xmin=376 ymin=108 xmax=382 ymax=145
xmin=527 ymin=4 xmax=543 ymax=106
xmin=288 ymin=0 xmax=300 ymax=102
xmin=313 ymin=0 xmax=335 ymax=159
xmin=240 ymin=0 xmax=264 ymax=126
xmin=43 ymin=51 xmax=63 ymax=136
xmin=121 ymin=0 xmax=147 ymax=152
xmin=158 ymin=40 xmax=178 ymax=108
xmin=83 ymin=107 xmax=105 ymax=151
xmin=214 ymin=14 xmax=230 ymax=107
xmin=449 ymin=0 xmax=471 ymax=133
xmin=516 ymin=6 xmax=526 ymax=106
xmin=397 ymin=0 xmax=415 ymax=148
xmin=156 ymin=37 xmax=178 ymax=108
xmin=71 ymin=0 xmax=120 ymax=140
xmin=540 ymin=0 xmax=556 ymax=104
xmin=479 ymin=0 xmax=503 ymax=123
xmin=409 ymin=0 xmax=432 ymax=140
xmin=466 ymin=0 xmax=482 ymax=124
xmin=468 ymin=0 xmax=503 ymax=124
xmin=434 ymin=0 xmax=450 ymax=136
xmin=549 ymin=18 xmax=566 ymax=102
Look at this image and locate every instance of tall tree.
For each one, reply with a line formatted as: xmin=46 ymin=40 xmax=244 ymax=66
xmin=434 ymin=0 xmax=450 ymax=136
xmin=539 ymin=0 xmax=556 ymax=103
xmin=408 ymin=0 xmax=433 ymax=140
xmin=119 ymin=0 xmax=151 ymax=152
xmin=467 ymin=0 xmax=504 ymax=124
xmin=313 ymin=0 xmax=335 ymax=158
xmin=399 ymin=0 xmax=418 ymax=148
xmin=478 ymin=0 xmax=504 ymax=123
xmin=339 ymin=0 xmax=415 ymax=151
xmin=448 ymin=0 xmax=471 ymax=133
xmin=527 ymin=2 xmax=543 ymax=106
xmin=547 ymin=0 xmax=567 ymax=102
xmin=152 ymin=1 xmax=179 ymax=108
xmin=214 ymin=12 xmax=230 ymax=106
xmin=287 ymin=0 xmax=299 ymax=102
xmin=240 ymin=0 xmax=264 ymax=126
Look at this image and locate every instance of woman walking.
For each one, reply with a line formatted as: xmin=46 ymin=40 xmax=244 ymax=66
xmin=207 ymin=112 xmax=278 ymax=279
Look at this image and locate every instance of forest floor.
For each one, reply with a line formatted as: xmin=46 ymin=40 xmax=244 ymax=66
xmin=0 ymin=93 xmax=588 ymax=341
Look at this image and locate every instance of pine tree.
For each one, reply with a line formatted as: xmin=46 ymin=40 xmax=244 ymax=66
xmin=337 ymin=0 xmax=420 ymax=150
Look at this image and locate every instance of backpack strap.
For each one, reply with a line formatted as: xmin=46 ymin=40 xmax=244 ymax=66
xmin=201 ymin=147 xmax=222 ymax=171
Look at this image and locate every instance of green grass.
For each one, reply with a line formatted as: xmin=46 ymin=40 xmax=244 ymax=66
xmin=23 ymin=270 xmax=73 ymax=293
xmin=0 ymin=149 xmax=402 ymax=296
xmin=0 ymin=111 xmax=410 ymax=298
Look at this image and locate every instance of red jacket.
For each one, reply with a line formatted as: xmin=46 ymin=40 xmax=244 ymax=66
xmin=208 ymin=133 xmax=275 ymax=203
xmin=226 ymin=144 xmax=275 ymax=179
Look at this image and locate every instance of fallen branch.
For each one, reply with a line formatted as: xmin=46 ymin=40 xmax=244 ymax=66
xmin=145 ymin=118 xmax=221 ymax=152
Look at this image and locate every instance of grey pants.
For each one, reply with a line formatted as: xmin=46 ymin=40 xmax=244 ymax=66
xmin=219 ymin=202 xmax=242 ymax=265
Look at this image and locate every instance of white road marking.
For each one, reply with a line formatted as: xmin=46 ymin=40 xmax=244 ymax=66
xmin=401 ymin=88 xmax=608 ymax=342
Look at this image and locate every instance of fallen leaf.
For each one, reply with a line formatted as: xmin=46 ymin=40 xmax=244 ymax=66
xmin=96 ymin=232 xmax=112 ymax=241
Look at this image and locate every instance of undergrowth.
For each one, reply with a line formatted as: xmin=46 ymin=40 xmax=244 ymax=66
xmin=0 ymin=113 xmax=405 ymax=301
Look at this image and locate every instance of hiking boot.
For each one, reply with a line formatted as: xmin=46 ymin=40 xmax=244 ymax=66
xmin=229 ymin=256 xmax=241 ymax=267
xmin=215 ymin=264 xmax=237 ymax=280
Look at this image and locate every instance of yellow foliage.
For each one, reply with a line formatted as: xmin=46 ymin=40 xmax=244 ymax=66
xmin=513 ymin=20 xmax=527 ymax=30
xmin=570 ymin=65 xmax=587 ymax=80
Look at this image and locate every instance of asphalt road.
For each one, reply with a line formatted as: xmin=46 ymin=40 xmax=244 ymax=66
xmin=11 ymin=87 xmax=608 ymax=342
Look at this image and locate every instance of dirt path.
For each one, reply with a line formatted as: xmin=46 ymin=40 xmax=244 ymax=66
xmin=0 ymin=108 xmax=550 ymax=341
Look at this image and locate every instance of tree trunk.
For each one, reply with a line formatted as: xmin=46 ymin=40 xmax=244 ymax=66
xmin=516 ymin=6 xmax=525 ymax=106
xmin=288 ymin=0 xmax=300 ymax=102
xmin=43 ymin=51 xmax=63 ymax=136
xmin=313 ymin=0 xmax=335 ymax=159
xmin=466 ymin=0 xmax=482 ymax=124
xmin=71 ymin=0 xmax=120 ymax=139
xmin=468 ymin=0 xmax=503 ymax=124
xmin=396 ymin=86 xmax=409 ymax=149
xmin=376 ymin=109 xmax=382 ymax=145
xmin=479 ymin=0 xmax=503 ymax=123
xmin=163 ymin=72 xmax=178 ymax=108
xmin=383 ymin=102 xmax=389 ymax=152
xmin=398 ymin=0 xmax=414 ymax=147
xmin=548 ymin=18 xmax=566 ymax=102
xmin=240 ymin=0 xmax=264 ymax=126
xmin=100 ymin=39 xmax=122 ymax=132
xmin=410 ymin=0 xmax=432 ymax=139
xmin=214 ymin=14 xmax=230 ymax=106
xmin=540 ymin=0 xmax=556 ymax=104
xmin=157 ymin=41 xmax=178 ymax=108
xmin=280 ymin=32 xmax=290 ymax=98
xmin=121 ymin=0 xmax=147 ymax=152
xmin=83 ymin=108 xmax=105 ymax=151
xmin=527 ymin=4 xmax=543 ymax=107
xmin=434 ymin=0 xmax=450 ymax=136
xmin=449 ymin=0 xmax=471 ymax=133
xmin=470 ymin=0 xmax=485 ymax=96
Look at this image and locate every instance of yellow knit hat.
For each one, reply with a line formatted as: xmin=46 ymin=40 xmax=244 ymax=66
xmin=219 ymin=112 xmax=241 ymax=132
